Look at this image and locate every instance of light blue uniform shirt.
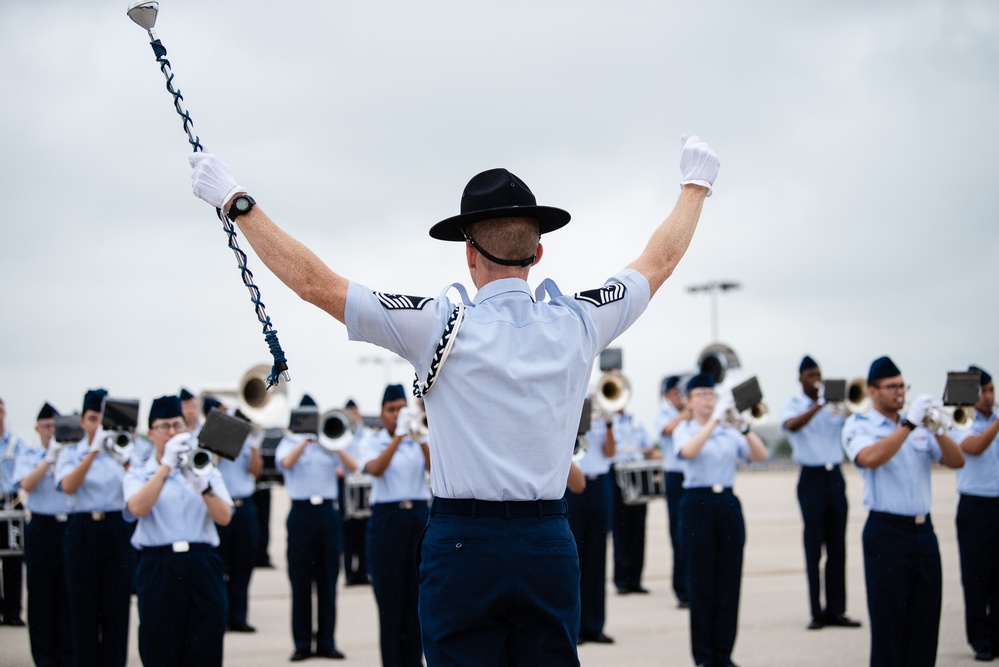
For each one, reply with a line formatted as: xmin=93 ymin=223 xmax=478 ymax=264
xmin=275 ymin=435 xmax=340 ymax=501
xmin=345 ymin=269 xmax=650 ymax=501
xmin=612 ymin=412 xmax=651 ymax=464
xmin=674 ymin=420 xmax=750 ymax=489
xmin=577 ymin=423 xmax=614 ymax=478
xmin=842 ymin=410 xmax=941 ymax=515
xmin=217 ymin=439 xmax=257 ymax=500
xmin=951 ymin=409 xmax=999 ymax=498
xmin=123 ymin=456 xmax=232 ymax=548
xmin=780 ymin=393 xmax=846 ymax=467
xmin=1 ymin=430 xmax=27 ymax=495
xmin=130 ymin=435 xmax=154 ymax=467
xmin=656 ymin=403 xmax=684 ymax=473
xmin=13 ymin=445 xmax=71 ymax=516
xmin=358 ymin=428 xmax=430 ymax=504
xmin=55 ymin=437 xmax=126 ymax=513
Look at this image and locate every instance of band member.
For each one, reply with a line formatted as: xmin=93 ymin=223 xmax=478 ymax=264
xmin=339 ymin=398 xmax=370 ymax=586
xmin=56 ymin=388 xmax=134 ymax=667
xmin=656 ymin=375 xmax=690 ymax=608
xmin=13 ymin=402 xmax=74 ymax=666
xmin=951 ymin=365 xmax=999 ymax=662
xmin=208 ymin=398 xmax=264 ymax=633
xmin=276 ymin=395 xmax=348 ymax=661
xmin=674 ymin=372 xmax=769 ymax=667
xmin=841 ymin=356 xmax=965 ymax=667
xmin=358 ymin=384 xmax=431 ymax=667
xmin=124 ymin=395 xmax=233 ymax=667
xmin=567 ymin=414 xmax=616 ymax=645
xmin=180 ymin=388 xmax=199 ymax=432
xmin=610 ymin=407 xmax=655 ymax=595
xmin=0 ymin=396 xmax=26 ymax=627
xmin=188 ymin=132 xmax=717 ymax=665
xmin=780 ymin=355 xmax=861 ymax=630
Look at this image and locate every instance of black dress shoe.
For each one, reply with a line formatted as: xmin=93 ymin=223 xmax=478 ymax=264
xmin=677 ymin=599 xmax=690 ymax=609
xmin=628 ymin=586 xmax=650 ymax=594
xmin=974 ymin=649 xmax=994 ymax=661
xmin=290 ymin=649 xmax=312 ymax=661
xmin=824 ymin=614 xmax=862 ymax=628
xmin=315 ymin=647 xmax=345 ymax=659
xmin=229 ymin=621 xmax=257 ymax=633
xmin=807 ymin=619 xmax=825 ymax=630
xmin=2 ymin=617 xmax=26 ymax=627
xmin=580 ymin=631 xmax=614 ymax=644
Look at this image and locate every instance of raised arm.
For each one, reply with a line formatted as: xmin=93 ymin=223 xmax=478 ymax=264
xmin=189 ymin=153 xmax=349 ymax=323
xmin=626 ymin=135 xmax=719 ymax=298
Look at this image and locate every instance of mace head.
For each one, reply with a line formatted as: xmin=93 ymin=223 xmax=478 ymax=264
xmin=126 ymin=1 xmax=159 ymax=31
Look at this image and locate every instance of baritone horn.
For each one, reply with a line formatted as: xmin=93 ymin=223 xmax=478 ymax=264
xmin=318 ymin=409 xmax=356 ymax=453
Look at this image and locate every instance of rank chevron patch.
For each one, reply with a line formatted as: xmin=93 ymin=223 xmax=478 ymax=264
xmin=374 ymin=292 xmax=433 ymax=310
xmin=574 ymin=283 xmax=626 ymax=307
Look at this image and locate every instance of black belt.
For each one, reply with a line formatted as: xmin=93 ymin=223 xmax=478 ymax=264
xmin=960 ymin=493 xmax=999 ymax=503
xmin=29 ymin=513 xmax=69 ymax=524
xmin=71 ymin=511 xmax=123 ymax=522
xmin=869 ymin=510 xmax=931 ymax=526
xmin=431 ymin=497 xmax=566 ymax=518
xmin=291 ymin=498 xmax=339 ymax=510
xmin=140 ymin=542 xmax=212 ymax=555
xmin=232 ymin=496 xmax=253 ymax=508
xmin=685 ymin=486 xmax=734 ymax=495
xmin=801 ymin=463 xmax=841 ymax=472
xmin=372 ymin=500 xmax=427 ymax=511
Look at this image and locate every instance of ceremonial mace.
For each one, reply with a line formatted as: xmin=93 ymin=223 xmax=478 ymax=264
xmin=126 ymin=1 xmax=290 ymax=388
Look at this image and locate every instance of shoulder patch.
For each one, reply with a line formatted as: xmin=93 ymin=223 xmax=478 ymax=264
xmin=373 ymin=292 xmax=432 ymax=311
xmin=574 ymin=282 xmax=626 ymax=307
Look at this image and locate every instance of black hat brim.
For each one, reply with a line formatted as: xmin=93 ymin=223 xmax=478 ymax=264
xmin=429 ymin=205 xmax=571 ymax=242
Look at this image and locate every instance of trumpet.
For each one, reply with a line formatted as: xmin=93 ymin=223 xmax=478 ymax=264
xmin=318 ymin=409 xmax=356 ymax=453
xmin=826 ymin=377 xmax=871 ymax=416
xmin=102 ymin=430 xmax=134 ymax=464
xmin=722 ymin=402 xmax=768 ymax=432
xmin=596 ymin=371 xmax=631 ymax=414
xmin=179 ymin=445 xmax=216 ymax=478
xmin=923 ymin=404 xmax=977 ymax=432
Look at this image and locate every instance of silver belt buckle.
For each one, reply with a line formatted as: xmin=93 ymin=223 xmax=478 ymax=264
xmin=825 ymin=462 xmax=834 ymax=471
xmin=56 ymin=513 xmax=68 ymax=522
xmin=711 ymin=484 xmax=724 ymax=494
xmin=172 ymin=540 xmax=190 ymax=553
xmin=400 ymin=500 xmax=413 ymax=510
xmin=91 ymin=511 xmax=105 ymax=521
xmin=233 ymin=499 xmax=244 ymax=507
xmin=310 ymin=495 xmax=323 ymax=506
xmin=914 ymin=514 xmax=927 ymax=525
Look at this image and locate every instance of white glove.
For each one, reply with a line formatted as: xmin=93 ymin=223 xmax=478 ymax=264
xmin=161 ymin=432 xmax=192 ymax=473
xmin=711 ymin=395 xmax=735 ymax=423
xmin=44 ymin=442 xmax=63 ymax=464
xmin=186 ymin=474 xmax=210 ymax=495
xmin=88 ymin=428 xmax=106 ymax=454
xmin=816 ymin=382 xmax=826 ymax=407
xmin=109 ymin=444 xmax=131 ymax=468
xmin=189 ymin=152 xmax=244 ymax=209
xmin=246 ymin=430 xmax=264 ymax=451
xmin=906 ymin=394 xmax=934 ymax=426
xmin=394 ymin=407 xmax=413 ymax=437
xmin=679 ymin=134 xmax=719 ymax=196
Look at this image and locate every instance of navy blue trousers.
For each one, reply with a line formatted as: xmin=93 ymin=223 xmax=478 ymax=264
xmin=135 ymin=546 xmax=227 ymax=667
xmin=419 ymin=499 xmax=580 ymax=667
xmin=64 ymin=512 xmax=133 ymax=667
xmin=611 ymin=465 xmax=647 ymax=591
xmin=681 ymin=488 xmax=745 ymax=667
xmin=863 ymin=511 xmax=941 ymax=667
xmin=566 ymin=473 xmax=611 ymax=637
xmin=796 ymin=465 xmax=848 ymax=621
xmin=664 ymin=471 xmax=688 ymax=604
xmin=338 ymin=476 xmax=369 ymax=584
xmin=251 ymin=487 xmax=272 ymax=567
xmin=1 ymin=503 xmax=23 ymax=623
xmin=24 ymin=515 xmax=74 ymax=667
xmin=367 ymin=501 xmax=429 ymax=667
xmin=956 ymin=494 xmax=999 ymax=655
xmin=286 ymin=500 xmax=341 ymax=653
xmin=215 ymin=499 xmax=260 ymax=626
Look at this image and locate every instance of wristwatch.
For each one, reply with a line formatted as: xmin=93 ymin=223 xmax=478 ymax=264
xmin=899 ymin=418 xmax=917 ymax=431
xmin=201 ymin=482 xmax=214 ymax=497
xmin=228 ymin=194 xmax=256 ymax=219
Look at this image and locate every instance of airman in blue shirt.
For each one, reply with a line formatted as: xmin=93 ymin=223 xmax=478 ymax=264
xmin=656 ymin=375 xmax=691 ymax=608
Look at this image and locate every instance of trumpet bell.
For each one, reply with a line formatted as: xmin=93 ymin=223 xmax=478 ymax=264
xmin=845 ymin=377 xmax=871 ymax=414
xmin=181 ymin=447 xmax=215 ymax=477
xmin=950 ymin=405 xmax=977 ymax=430
xmin=103 ymin=431 xmax=135 ymax=460
xmin=238 ymin=364 xmax=288 ymax=426
xmin=748 ymin=402 xmax=768 ymax=426
xmin=596 ymin=371 xmax=631 ymax=414
xmin=697 ymin=343 xmax=741 ymax=385
xmin=318 ymin=409 xmax=355 ymax=453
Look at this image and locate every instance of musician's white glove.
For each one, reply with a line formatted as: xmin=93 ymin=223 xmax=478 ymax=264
xmin=394 ymin=407 xmax=413 ymax=437
xmin=109 ymin=443 xmax=131 ymax=467
xmin=711 ymin=396 xmax=735 ymax=423
xmin=44 ymin=442 xmax=63 ymax=464
xmin=679 ymin=134 xmax=719 ymax=196
xmin=189 ymin=152 xmax=244 ymax=210
xmin=88 ymin=428 xmax=106 ymax=454
xmin=245 ymin=430 xmax=264 ymax=451
xmin=816 ymin=382 xmax=827 ymax=407
xmin=186 ymin=474 xmax=210 ymax=496
xmin=905 ymin=394 xmax=934 ymax=427
xmin=161 ymin=432 xmax=191 ymax=473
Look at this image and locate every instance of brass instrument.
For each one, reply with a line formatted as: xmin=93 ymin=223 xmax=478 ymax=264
xmin=596 ymin=371 xmax=631 ymax=414
xmin=179 ymin=443 xmax=216 ymax=478
xmin=844 ymin=377 xmax=871 ymax=415
xmin=923 ymin=404 xmax=977 ymax=432
xmin=318 ymin=409 xmax=356 ymax=453
xmin=697 ymin=343 xmax=741 ymax=385
xmin=102 ymin=430 xmax=135 ymax=464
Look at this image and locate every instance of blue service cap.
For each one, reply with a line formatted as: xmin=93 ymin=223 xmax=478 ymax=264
xmin=203 ymin=397 xmax=224 ymax=417
xmin=686 ymin=372 xmax=716 ymax=393
xmin=799 ymin=355 xmax=818 ymax=373
xmin=149 ymin=395 xmax=183 ymax=427
xmin=969 ymin=365 xmax=992 ymax=386
xmin=82 ymin=388 xmax=108 ymax=414
xmin=382 ymin=384 xmax=407 ymax=405
xmin=36 ymin=402 xmax=59 ymax=421
xmin=867 ymin=356 xmax=902 ymax=384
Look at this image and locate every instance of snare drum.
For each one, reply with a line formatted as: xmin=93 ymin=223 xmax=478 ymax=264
xmin=614 ymin=460 xmax=666 ymax=505
xmin=344 ymin=473 xmax=373 ymax=520
xmin=0 ymin=507 xmax=27 ymax=556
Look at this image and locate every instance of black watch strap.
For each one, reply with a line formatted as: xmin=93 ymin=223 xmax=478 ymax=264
xmin=201 ymin=482 xmax=213 ymax=497
xmin=900 ymin=418 xmax=917 ymax=431
xmin=228 ymin=194 xmax=256 ymax=219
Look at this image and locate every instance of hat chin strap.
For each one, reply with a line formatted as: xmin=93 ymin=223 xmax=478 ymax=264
xmin=462 ymin=230 xmax=535 ymax=268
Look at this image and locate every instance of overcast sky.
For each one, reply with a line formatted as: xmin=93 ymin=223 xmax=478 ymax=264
xmin=2 ymin=1 xmax=997 ymax=441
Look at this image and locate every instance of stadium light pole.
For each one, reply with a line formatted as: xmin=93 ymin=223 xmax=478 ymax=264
xmin=687 ymin=280 xmax=742 ymax=342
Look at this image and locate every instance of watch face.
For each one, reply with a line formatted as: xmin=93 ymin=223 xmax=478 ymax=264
xmin=235 ymin=197 xmax=250 ymax=212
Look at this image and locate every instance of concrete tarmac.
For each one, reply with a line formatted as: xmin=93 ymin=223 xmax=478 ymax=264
xmin=0 ymin=465 xmax=981 ymax=666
